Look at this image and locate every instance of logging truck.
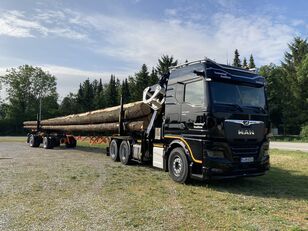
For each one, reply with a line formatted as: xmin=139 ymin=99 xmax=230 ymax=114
xmin=24 ymin=59 xmax=270 ymax=183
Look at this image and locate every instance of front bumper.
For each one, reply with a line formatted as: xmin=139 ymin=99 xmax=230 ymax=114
xmin=190 ymin=140 xmax=270 ymax=180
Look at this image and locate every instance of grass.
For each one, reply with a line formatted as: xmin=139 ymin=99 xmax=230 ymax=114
xmin=0 ymin=136 xmax=25 ymax=142
xmin=271 ymin=135 xmax=308 ymax=142
xmin=0 ymin=141 xmax=307 ymax=230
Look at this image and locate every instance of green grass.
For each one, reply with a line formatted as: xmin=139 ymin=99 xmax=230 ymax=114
xmin=271 ymin=135 xmax=308 ymax=142
xmin=0 ymin=136 xmax=25 ymax=142
xmin=0 ymin=142 xmax=307 ymax=230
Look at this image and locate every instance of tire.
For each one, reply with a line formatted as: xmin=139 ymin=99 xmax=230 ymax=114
xmin=119 ymin=140 xmax=131 ymax=165
xmin=65 ymin=136 xmax=76 ymax=148
xmin=43 ymin=136 xmax=54 ymax=149
xmin=168 ymin=147 xmax=189 ymax=183
xmin=29 ymin=134 xmax=40 ymax=148
xmin=110 ymin=139 xmax=119 ymax=161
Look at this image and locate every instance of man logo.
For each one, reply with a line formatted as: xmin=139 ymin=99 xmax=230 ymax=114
xmin=242 ymin=120 xmax=250 ymax=126
xmin=238 ymin=129 xmax=255 ymax=135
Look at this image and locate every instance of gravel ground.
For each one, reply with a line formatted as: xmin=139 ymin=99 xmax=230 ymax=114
xmin=0 ymin=142 xmax=307 ymax=231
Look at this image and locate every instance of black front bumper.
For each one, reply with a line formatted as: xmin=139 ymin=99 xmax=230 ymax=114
xmin=190 ymin=140 xmax=270 ymax=180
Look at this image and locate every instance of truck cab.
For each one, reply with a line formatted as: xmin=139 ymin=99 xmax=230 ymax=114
xmin=162 ymin=59 xmax=270 ymax=182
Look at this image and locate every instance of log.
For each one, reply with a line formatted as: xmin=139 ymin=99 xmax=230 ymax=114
xmin=23 ymin=101 xmax=151 ymax=126
xmin=23 ymin=120 xmax=148 ymax=132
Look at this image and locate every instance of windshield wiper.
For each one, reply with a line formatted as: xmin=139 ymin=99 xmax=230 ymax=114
xmin=215 ymin=103 xmax=243 ymax=112
xmin=245 ymin=106 xmax=266 ymax=113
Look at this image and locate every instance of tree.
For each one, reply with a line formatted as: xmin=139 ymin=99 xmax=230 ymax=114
xmin=281 ymin=37 xmax=308 ymax=133
xmin=133 ymin=64 xmax=150 ymax=101
xmin=121 ymin=78 xmax=131 ymax=103
xmin=242 ymin=57 xmax=248 ymax=69
xmin=94 ymin=79 xmax=105 ymax=109
xmin=232 ymin=49 xmax=241 ymax=67
xmin=156 ymin=55 xmax=178 ymax=75
xmin=59 ymin=93 xmax=79 ymax=115
xmin=149 ymin=68 xmax=159 ymax=85
xmin=105 ymin=75 xmax=118 ymax=107
xmin=0 ymin=65 xmax=58 ymax=125
xmin=249 ymin=54 xmax=256 ymax=68
xmin=77 ymin=79 xmax=95 ymax=112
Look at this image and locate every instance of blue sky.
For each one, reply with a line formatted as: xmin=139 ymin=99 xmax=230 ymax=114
xmin=0 ymin=0 xmax=307 ymax=99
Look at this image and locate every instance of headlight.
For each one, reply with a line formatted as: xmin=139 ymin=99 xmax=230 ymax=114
xmin=207 ymin=150 xmax=224 ymax=158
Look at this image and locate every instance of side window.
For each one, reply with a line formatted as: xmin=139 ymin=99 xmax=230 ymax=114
xmin=175 ymin=83 xmax=184 ymax=103
xmin=185 ymin=80 xmax=204 ymax=105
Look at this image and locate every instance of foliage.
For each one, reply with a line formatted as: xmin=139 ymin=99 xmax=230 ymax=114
xmin=232 ymin=49 xmax=241 ymax=67
xmin=249 ymin=54 xmax=256 ymax=68
xmin=156 ymin=55 xmax=178 ymax=75
xmin=300 ymin=124 xmax=308 ymax=138
xmin=0 ymin=65 xmax=58 ymax=134
xmin=242 ymin=57 xmax=248 ymax=69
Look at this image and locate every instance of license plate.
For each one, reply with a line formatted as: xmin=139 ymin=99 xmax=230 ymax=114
xmin=241 ymin=157 xmax=254 ymax=163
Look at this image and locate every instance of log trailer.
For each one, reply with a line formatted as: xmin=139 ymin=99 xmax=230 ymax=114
xmin=24 ymin=59 xmax=270 ymax=183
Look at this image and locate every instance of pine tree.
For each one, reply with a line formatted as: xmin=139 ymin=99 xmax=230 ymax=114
xmin=149 ymin=68 xmax=159 ymax=85
xmin=156 ymin=55 xmax=178 ymax=75
xmin=242 ymin=57 xmax=248 ymax=69
xmin=134 ymin=64 xmax=150 ymax=100
xmin=232 ymin=49 xmax=241 ymax=67
xmin=249 ymin=54 xmax=256 ymax=68
xmin=121 ymin=78 xmax=131 ymax=103
xmin=105 ymin=75 xmax=118 ymax=107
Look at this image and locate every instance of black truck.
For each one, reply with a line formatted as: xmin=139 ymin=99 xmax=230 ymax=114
xmin=26 ymin=58 xmax=270 ymax=183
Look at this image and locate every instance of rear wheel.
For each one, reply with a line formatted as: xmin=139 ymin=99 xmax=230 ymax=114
xmin=168 ymin=147 xmax=189 ymax=183
xmin=119 ymin=140 xmax=131 ymax=165
xmin=43 ymin=136 xmax=54 ymax=149
xmin=29 ymin=134 xmax=40 ymax=147
xmin=110 ymin=139 xmax=119 ymax=161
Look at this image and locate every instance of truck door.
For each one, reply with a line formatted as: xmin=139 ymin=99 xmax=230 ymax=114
xmin=181 ymin=78 xmax=205 ymax=131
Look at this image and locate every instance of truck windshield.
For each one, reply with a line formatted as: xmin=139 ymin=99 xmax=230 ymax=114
xmin=209 ymin=81 xmax=266 ymax=110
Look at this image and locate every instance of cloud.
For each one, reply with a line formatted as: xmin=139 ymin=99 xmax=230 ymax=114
xmin=0 ymin=9 xmax=88 ymax=40
xmin=83 ymin=11 xmax=295 ymax=66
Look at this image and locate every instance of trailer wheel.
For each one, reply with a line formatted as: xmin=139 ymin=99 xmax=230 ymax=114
xmin=43 ymin=137 xmax=54 ymax=149
xmin=168 ymin=147 xmax=189 ymax=183
xmin=119 ymin=140 xmax=131 ymax=165
xmin=65 ymin=136 xmax=76 ymax=148
xmin=29 ymin=134 xmax=40 ymax=148
xmin=110 ymin=139 xmax=119 ymax=161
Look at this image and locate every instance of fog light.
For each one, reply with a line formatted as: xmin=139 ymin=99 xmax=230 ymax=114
xmin=207 ymin=150 xmax=224 ymax=158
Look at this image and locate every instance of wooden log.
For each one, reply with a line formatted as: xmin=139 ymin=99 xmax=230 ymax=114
xmin=24 ymin=120 xmax=148 ymax=132
xmin=24 ymin=101 xmax=151 ymax=126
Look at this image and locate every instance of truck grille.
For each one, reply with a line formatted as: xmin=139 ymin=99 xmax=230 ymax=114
xmin=230 ymin=145 xmax=259 ymax=162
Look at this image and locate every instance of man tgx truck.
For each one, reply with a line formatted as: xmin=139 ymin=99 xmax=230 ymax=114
xmin=25 ymin=58 xmax=270 ymax=183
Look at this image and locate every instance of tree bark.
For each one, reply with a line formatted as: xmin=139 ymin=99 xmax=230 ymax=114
xmin=24 ymin=120 xmax=148 ymax=132
xmin=23 ymin=101 xmax=151 ymax=126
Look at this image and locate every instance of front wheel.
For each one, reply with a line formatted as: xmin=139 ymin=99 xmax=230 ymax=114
xmin=168 ymin=147 xmax=189 ymax=183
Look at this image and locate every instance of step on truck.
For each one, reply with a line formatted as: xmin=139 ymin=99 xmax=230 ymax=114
xmin=25 ymin=58 xmax=271 ymax=183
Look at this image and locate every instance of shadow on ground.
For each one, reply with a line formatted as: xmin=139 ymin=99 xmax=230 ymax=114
xmin=190 ymin=167 xmax=308 ymax=200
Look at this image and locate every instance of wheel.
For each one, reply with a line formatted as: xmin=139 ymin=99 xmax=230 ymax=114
xmin=43 ymin=136 xmax=54 ymax=149
xmin=26 ymin=133 xmax=31 ymax=143
xmin=119 ymin=140 xmax=131 ymax=165
xmin=168 ymin=147 xmax=189 ymax=183
xmin=65 ymin=136 xmax=76 ymax=148
xmin=109 ymin=139 xmax=119 ymax=161
xmin=29 ymin=134 xmax=40 ymax=147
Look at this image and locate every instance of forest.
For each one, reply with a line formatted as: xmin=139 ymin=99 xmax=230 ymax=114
xmin=0 ymin=37 xmax=307 ymax=136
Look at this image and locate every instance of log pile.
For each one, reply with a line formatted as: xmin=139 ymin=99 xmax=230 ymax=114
xmin=23 ymin=101 xmax=152 ymax=133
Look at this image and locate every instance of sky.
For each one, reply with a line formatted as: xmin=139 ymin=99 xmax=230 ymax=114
xmin=0 ymin=0 xmax=307 ymax=100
